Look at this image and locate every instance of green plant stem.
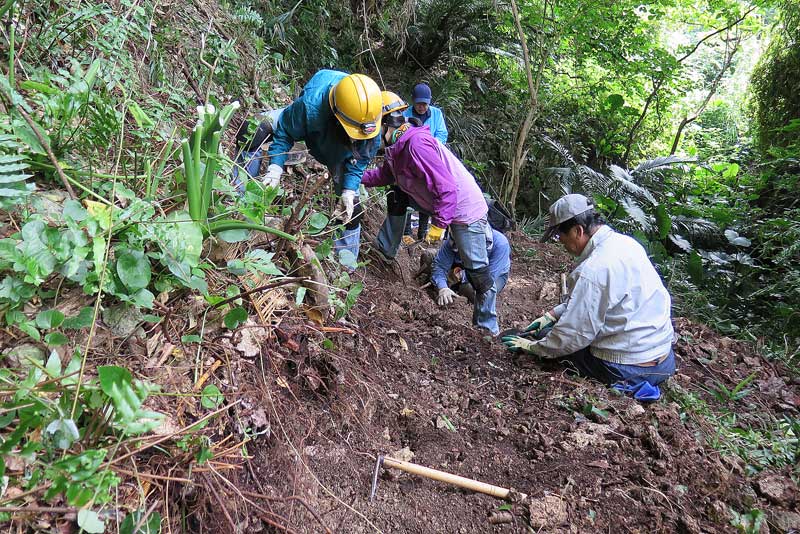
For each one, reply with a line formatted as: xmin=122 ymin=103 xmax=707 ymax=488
xmin=206 ymin=219 xmax=297 ymax=241
xmin=27 ymin=161 xmax=147 ymax=181
xmin=7 ymin=2 xmax=14 ymax=90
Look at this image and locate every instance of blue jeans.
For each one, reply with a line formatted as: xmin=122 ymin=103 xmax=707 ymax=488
xmin=475 ymin=272 xmax=506 ymax=335
xmin=331 ymin=163 xmax=361 ymax=261
xmin=561 ymin=347 xmax=676 ymax=386
xmin=231 ymin=149 xmax=263 ymax=194
xmin=375 ymin=213 xmax=407 ymax=259
xmin=449 ymin=219 xmax=497 ymax=334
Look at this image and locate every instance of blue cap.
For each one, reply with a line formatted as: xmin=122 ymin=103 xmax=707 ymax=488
xmin=411 ymin=83 xmax=432 ymax=104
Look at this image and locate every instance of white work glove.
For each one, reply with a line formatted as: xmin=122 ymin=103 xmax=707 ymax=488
xmin=524 ymin=311 xmax=557 ymax=334
xmin=339 ymin=189 xmax=356 ymax=222
xmin=263 ymin=164 xmax=283 ymax=188
xmin=437 ymin=287 xmax=457 ymax=306
xmin=501 ymin=335 xmax=537 ymax=354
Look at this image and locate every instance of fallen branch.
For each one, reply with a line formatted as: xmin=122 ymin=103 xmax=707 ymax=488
xmin=211 ymin=276 xmax=307 ymax=309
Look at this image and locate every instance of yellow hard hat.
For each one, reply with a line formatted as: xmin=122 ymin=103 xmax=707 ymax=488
xmin=381 ymin=91 xmax=408 ymax=116
xmin=328 ymin=74 xmax=383 ymax=140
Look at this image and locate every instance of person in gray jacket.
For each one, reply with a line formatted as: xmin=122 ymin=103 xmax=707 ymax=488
xmin=502 ymin=194 xmax=675 ymax=387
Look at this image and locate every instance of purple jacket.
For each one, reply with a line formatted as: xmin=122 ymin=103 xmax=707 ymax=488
xmin=362 ymin=126 xmax=487 ymax=227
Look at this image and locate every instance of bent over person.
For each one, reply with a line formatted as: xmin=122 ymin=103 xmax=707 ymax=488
xmin=432 ymin=227 xmax=511 ymax=335
xmin=265 ymin=69 xmax=383 ymax=260
xmin=503 ymin=194 xmax=676 ymax=389
xmin=361 ymin=119 xmax=498 ymax=331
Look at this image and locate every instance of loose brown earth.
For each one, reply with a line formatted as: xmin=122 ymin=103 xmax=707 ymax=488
xmin=3 ymin=198 xmax=798 ymax=533
xmin=234 ymin=213 xmax=800 ymax=534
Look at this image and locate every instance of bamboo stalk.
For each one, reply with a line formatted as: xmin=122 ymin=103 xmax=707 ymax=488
xmin=381 ymin=457 xmax=527 ymax=500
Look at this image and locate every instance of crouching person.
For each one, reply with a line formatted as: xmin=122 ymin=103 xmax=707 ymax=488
xmin=361 ymin=119 xmax=498 ymax=330
xmin=432 ymin=227 xmax=511 ymax=335
xmin=502 ymin=194 xmax=676 ymax=393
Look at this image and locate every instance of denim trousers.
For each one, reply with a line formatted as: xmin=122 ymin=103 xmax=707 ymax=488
xmin=448 ymin=219 xmax=498 ymax=334
xmin=330 ymin=163 xmax=361 ymax=261
xmin=561 ymin=347 xmax=676 ymax=386
xmin=231 ymin=149 xmax=263 ymax=194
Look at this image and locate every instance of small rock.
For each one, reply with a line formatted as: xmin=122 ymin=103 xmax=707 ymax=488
xmin=756 ymin=476 xmax=790 ymax=506
xmin=624 ymin=403 xmax=646 ymax=418
xmin=102 ymin=304 xmax=145 ymax=338
xmin=770 ymin=510 xmax=800 ymax=533
xmin=678 ymin=515 xmax=701 ymax=534
xmin=529 ymin=494 xmax=567 ymax=529
xmin=4 ymin=343 xmax=46 ymax=368
xmin=391 ymin=446 xmax=414 ymax=462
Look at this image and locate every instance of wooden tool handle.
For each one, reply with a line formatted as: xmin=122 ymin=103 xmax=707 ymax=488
xmin=382 ymin=457 xmax=526 ymax=500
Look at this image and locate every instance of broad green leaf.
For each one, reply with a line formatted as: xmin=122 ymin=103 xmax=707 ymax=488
xmin=77 ymin=509 xmax=105 ymax=534
xmin=295 ymin=286 xmax=307 ymax=305
xmin=196 ymin=446 xmax=213 ymax=464
xmin=654 ymin=204 xmax=671 ymax=240
xmin=223 ymin=307 xmax=247 ymax=329
xmin=132 ymin=288 xmax=155 ymax=309
xmin=35 ymin=309 xmax=65 ymax=329
xmin=606 ymin=93 xmax=624 ymax=110
xmin=181 ymin=335 xmax=201 ymax=343
xmin=216 ymin=229 xmax=251 ymax=243
xmin=116 ymin=250 xmax=151 ymax=291
xmin=226 ymin=259 xmax=246 ymax=275
xmin=45 ymin=350 xmax=61 ymax=376
xmin=688 ymin=251 xmax=703 ymax=284
xmin=85 ymin=200 xmax=112 ymax=230
xmin=724 ymin=229 xmax=751 ymax=247
xmin=44 ymin=331 xmax=69 ymax=346
xmin=120 ymin=511 xmax=161 ymax=534
xmin=64 ymin=307 xmax=95 ymax=329
xmin=200 ymin=384 xmax=224 ymax=409
xmin=307 ymin=212 xmax=329 ymax=234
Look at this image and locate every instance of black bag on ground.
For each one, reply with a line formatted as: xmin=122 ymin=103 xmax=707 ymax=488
xmin=487 ymin=198 xmax=514 ymax=233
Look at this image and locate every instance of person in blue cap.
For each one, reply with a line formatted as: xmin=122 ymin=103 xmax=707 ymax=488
xmin=502 ymin=194 xmax=676 ymax=396
xmin=401 ymin=83 xmax=449 ymax=243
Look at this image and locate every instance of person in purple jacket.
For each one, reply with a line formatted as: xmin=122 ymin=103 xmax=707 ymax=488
xmin=362 ymin=119 xmax=498 ymax=330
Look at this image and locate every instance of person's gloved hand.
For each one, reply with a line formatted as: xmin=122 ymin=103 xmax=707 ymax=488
xmin=524 ymin=311 xmax=556 ymax=334
xmin=501 ymin=335 xmax=537 ymax=354
xmin=437 ymin=287 xmax=457 ymax=306
xmin=263 ymin=164 xmax=283 ymax=188
xmin=339 ymin=189 xmax=356 ymax=222
xmin=424 ymin=225 xmax=445 ymax=244
xmin=402 ymin=235 xmax=415 ymax=246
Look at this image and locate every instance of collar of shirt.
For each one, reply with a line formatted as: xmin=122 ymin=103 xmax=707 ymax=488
xmin=413 ymin=109 xmax=432 ymax=122
xmin=576 ymin=224 xmax=612 ymax=265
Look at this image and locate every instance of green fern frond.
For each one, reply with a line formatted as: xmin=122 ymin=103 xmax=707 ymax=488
xmin=631 ymin=155 xmax=693 ymax=176
xmin=609 ymin=164 xmax=657 ymax=205
xmin=0 ymin=125 xmax=34 ymax=206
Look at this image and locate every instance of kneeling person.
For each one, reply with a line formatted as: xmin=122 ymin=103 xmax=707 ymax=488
xmin=502 ymin=194 xmax=675 ymax=388
xmin=432 ymin=228 xmax=511 ymax=335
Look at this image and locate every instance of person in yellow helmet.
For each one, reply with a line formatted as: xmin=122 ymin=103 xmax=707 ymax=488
xmin=265 ymin=70 xmax=383 ymax=260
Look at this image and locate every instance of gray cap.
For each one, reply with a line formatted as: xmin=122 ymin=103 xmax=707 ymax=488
xmin=541 ymin=194 xmax=594 ymax=242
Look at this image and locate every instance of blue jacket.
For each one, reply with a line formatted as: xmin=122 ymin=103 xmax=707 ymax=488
xmin=268 ymin=70 xmax=380 ymax=192
xmin=404 ymin=105 xmax=448 ymax=144
xmin=431 ymin=229 xmax=511 ymax=289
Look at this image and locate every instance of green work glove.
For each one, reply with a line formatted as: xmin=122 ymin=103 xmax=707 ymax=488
xmin=524 ymin=311 xmax=556 ymax=334
xmin=502 ymin=335 xmax=536 ymax=354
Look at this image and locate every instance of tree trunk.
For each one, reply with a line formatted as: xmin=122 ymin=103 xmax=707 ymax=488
xmin=504 ymin=0 xmax=549 ymax=217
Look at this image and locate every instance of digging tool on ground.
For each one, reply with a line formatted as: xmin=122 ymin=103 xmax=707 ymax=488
xmin=370 ymin=455 xmax=527 ymax=502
